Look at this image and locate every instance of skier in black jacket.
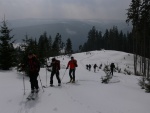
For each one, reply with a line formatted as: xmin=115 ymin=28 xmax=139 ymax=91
xmin=93 ymin=64 xmax=97 ymax=72
xmin=28 ymin=52 xmax=40 ymax=93
xmin=110 ymin=63 xmax=115 ymax=76
xmin=47 ymin=58 xmax=61 ymax=87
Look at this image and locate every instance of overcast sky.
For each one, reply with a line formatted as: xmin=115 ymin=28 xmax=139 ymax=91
xmin=0 ymin=0 xmax=131 ymax=21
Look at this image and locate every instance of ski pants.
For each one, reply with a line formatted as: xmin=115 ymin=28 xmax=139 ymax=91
xmin=111 ymin=68 xmax=114 ymax=76
xmin=29 ymin=72 xmax=39 ymax=90
xmin=69 ymin=69 xmax=75 ymax=81
xmin=50 ymin=71 xmax=61 ymax=85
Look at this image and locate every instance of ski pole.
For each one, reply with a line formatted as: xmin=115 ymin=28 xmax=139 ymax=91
xmin=61 ymin=69 xmax=67 ymax=81
xmin=23 ymin=73 xmax=26 ymax=95
xmin=45 ymin=66 xmax=48 ymax=87
xmin=45 ymin=58 xmax=48 ymax=87
xmin=38 ymin=74 xmax=44 ymax=92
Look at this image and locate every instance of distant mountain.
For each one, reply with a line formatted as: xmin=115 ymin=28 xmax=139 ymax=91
xmin=8 ymin=19 xmax=132 ymax=50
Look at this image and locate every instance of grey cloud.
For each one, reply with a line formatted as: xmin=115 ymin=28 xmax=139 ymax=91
xmin=0 ymin=0 xmax=131 ymax=20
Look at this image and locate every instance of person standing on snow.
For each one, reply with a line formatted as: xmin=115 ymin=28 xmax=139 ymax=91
xmin=110 ymin=63 xmax=115 ymax=76
xmin=86 ymin=64 xmax=89 ymax=70
xmin=88 ymin=64 xmax=91 ymax=71
xmin=66 ymin=57 xmax=78 ymax=83
xmin=27 ymin=51 xmax=40 ymax=93
xmin=47 ymin=58 xmax=61 ymax=87
xmin=93 ymin=64 xmax=97 ymax=72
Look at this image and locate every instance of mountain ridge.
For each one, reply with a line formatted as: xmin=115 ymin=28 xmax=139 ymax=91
xmin=8 ymin=19 xmax=132 ymax=50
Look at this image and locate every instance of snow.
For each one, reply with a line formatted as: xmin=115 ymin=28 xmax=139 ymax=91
xmin=0 ymin=50 xmax=150 ymax=113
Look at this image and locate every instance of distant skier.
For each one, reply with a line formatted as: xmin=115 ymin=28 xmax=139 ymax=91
xmin=99 ymin=64 xmax=102 ymax=69
xmin=93 ymin=64 xmax=97 ymax=72
xmin=47 ymin=58 xmax=61 ymax=87
xmin=86 ymin=64 xmax=89 ymax=70
xmin=66 ymin=57 xmax=78 ymax=83
xmin=88 ymin=64 xmax=91 ymax=71
xmin=110 ymin=63 xmax=115 ymax=76
xmin=27 ymin=51 xmax=40 ymax=93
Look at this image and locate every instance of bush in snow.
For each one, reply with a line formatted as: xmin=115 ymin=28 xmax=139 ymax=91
xmin=103 ymin=65 xmax=110 ymax=72
xmin=138 ymin=77 xmax=150 ymax=93
xmin=138 ymin=77 xmax=145 ymax=89
xmin=124 ymin=68 xmax=131 ymax=75
xmin=144 ymin=79 xmax=150 ymax=93
xmin=99 ymin=64 xmax=102 ymax=69
xmin=102 ymin=66 xmax=112 ymax=83
xmin=101 ymin=71 xmax=112 ymax=84
xmin=118 ymin=68 xmax=121 ymax=73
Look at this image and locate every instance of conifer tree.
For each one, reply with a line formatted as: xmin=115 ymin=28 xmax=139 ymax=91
xmin=126 ymin=0 xmax=141 ymax=74
xmin=0 ymin=18 xmax=15 ymax=70
xmin=65 ymin=38 xmax=72 ymax=54
xmin=38 ymin=32 xmax=50 ymax=65
xmin=52 ymin=33 xmax=62 ymax=56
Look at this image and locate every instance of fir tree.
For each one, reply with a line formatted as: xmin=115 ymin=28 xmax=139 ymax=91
xmin=38 ymin=32 xmax=50 ymax=65
xmin=65 ymin=38 xmax=72 ymax=54
xmin=0 ymin=18 xmax=15 ymax=70
xmin=52 ymin=33 xmax=62 ymax=56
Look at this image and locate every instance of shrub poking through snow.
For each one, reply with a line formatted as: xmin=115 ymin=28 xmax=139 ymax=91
xmin=101 ymin=66 xmax=112 ymax=84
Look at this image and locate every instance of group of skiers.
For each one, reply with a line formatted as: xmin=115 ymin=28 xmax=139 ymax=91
xmin=86 ymin=63 xmax=115 ymax=75
xmin=27 ymin=51 xmax=115 ymax=93
xmin=86 ymin=64 xmax=98 ymax=72
xmin=27 ymin=51 xmax=78 ymax=93
xmin=86 ymin=64 xmax=91 ymax=71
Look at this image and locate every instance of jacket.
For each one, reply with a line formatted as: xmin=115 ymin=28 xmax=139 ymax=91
xmin=48 ymin=60 xmax=60 ymax=72
xmin=67 ymin=59 xmax=77 ymax=69
xmin=28 ymin=55 xmax=40 ymax=73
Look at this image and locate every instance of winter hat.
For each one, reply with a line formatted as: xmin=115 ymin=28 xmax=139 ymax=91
xmin=52 ymin=58 xmax=56 ymax=62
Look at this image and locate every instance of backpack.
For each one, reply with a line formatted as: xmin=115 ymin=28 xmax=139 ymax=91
xmin=56 ymin=60 xmax=60 ymax=70
xmin=74 ymin=60 xmax=78 ymax=67
xmin=28 ymin=56 xmax=40 ymax=73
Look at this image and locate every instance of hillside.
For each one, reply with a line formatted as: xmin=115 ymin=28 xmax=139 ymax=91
xmin=9 ymin=19 xmax=132 ymax=50
xmin=0 ymin=50 xmax=149 ymax=113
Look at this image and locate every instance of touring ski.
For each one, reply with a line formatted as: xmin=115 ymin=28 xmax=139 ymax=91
xmin=26 ymin=93 xmax=34 ymax=100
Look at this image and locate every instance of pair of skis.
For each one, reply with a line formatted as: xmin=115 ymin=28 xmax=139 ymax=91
xmin=26 ymin=92 xmax=38 ymax=100
xmin=42 ymin=84 xmax=61 ymax=88
xmin=66 ymin=80 xmax=77 ymax=84
xmin=42 ymin=80 xmax=78 ymax=88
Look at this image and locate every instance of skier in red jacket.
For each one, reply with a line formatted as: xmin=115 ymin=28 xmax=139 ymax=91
xmin=66 ymin=57 xmax=78 ymax=83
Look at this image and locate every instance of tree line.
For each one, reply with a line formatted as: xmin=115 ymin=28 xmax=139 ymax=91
xmin=126 ymin=0 xmax=150 ymax=91
xmin=80 ymin=26 xmax=133 ymax=53
xmin=0 ymin=19 xmax=73 ymax=70
xmin=126 ymin=0 xmax=150 ymax=79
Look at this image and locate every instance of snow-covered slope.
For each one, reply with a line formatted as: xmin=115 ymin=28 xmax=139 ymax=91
xmin=0 ymin=50 xmax=150 ymax=113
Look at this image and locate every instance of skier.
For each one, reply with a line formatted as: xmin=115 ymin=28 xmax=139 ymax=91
xmin=47 ymin=58 xmax=61 ymax=87
xmin=110 ymin=63 xmax=115 ymax=76
xmin=86 ymin=64 xmax=89 ymax=70
xmin=66 ymin=57 xmax=78 ymax=83
xmin=27 ymin=51 xmax=40 ymax=93
xmin=93 ymin=64 xmax=97 ymax=72
xmin=88 ymin=64 xmax=91 ymax=71
xmin=99 ymin=64 xmax=102 ymax=69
